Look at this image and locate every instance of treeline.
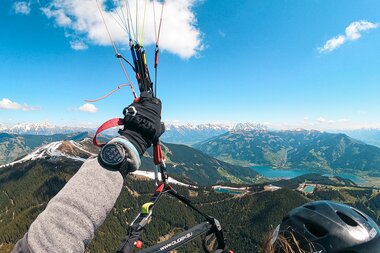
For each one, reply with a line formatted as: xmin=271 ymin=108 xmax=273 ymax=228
xmin=0 ymin=156 xmax=309 ymax=253
xmin=312 ymin=187 xmax=380 ymax=224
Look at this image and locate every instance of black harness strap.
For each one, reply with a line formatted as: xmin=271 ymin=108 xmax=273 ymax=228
xmin=116 ymin=180 xmax=227 ymax=253
xmin=140 ymin=221 xmax=212 ymax=253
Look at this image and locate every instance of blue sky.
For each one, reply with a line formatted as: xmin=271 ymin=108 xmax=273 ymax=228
xmin=1 ymin=0 xmax=380 ymax=130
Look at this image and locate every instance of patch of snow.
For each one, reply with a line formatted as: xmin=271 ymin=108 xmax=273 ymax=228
xmin=0 ymin=141 xmax=87 ymax=168
xmin=212 ymin=185 xmax=248 ymax=190
xmin=132 ymin=170 xmax=197 ymax=188
xmin=0 ymin=122 xmax=93 ymax=135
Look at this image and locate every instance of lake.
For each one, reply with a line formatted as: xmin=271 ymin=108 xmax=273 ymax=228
xmin=214 ymin=188 xmax=245 ymax=195
xmin=251 ymin=166 xmax=366 ymax=185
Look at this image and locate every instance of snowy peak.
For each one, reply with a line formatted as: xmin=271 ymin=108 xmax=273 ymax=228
xmin=0 ymin=122 xmax=93 ymax=135
xmin=161 ymin=122 xmax=270 ymax=145
xmin=232 ymin=123 xmax=267 ymax=132
xmin=164 ymin=123 xmax=233 ymax=131
xmin=0 ymin=140 xmax=95 ymax=168
xmin=164 ymin=122 xmax=268 ymax=132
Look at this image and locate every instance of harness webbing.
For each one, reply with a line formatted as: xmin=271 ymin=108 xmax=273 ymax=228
xmin=90 ymin=2 xmax=230 ymax=252
xmin=116 ymin=182 xmax=227 ymax=253
xmin=93 ymin=118 xmax=123 ymax=147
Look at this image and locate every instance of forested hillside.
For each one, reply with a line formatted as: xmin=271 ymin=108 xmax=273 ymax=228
xmin=1 ymin=137 xmax=379 ymax=253
xmin=195 ymin=129 xmax=380 ymax=176
xmin=0 ymin=148 xmax=305 ymax=253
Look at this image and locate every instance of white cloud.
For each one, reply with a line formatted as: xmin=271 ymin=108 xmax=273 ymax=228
xmin=345 ymin=21 xmax=378 ymax=40
xmin=319 ymin=20 xmax=379 ymax=53
xmin=316 ymin=117 xmax=327 ymax=123
xmin=41 ymin=7 xmax=72 ymax=26
xmin=0 ymin=98 xmax=40 ymax=111
xmin=39 ymin=0 xmax=203 ymax=58
xmin=14 ymin=2 xmax=31 ymax=15
xmin=316 ymin=117 xmax=349 ymax=124
xmin=319 ymin=35 xmax=346 ymax=53
xmin=79 ymin=103 xmax=98 ymax=113
xmin=70 ymin=40 xmax=88 ymax=50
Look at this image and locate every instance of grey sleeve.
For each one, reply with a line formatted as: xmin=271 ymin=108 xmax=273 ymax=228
xmin=11 ymin=234 xmax=32 ymax=253
xmin=13 ymin=157 xmax=124 ymax=253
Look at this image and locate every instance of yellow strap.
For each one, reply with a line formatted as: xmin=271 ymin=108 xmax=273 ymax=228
xmin=143 ymin=53 xmax=147 ymax=65
xmin=140 ymin=0 xmax=148 ymax=45
xmin=141 ymin=202 xmax=154 ymax=214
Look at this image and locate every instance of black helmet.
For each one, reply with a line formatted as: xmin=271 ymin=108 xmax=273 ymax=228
xmin=273 ymin=200 xmax=380 ymax=253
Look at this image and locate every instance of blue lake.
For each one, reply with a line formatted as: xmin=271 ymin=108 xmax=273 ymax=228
xmin=214 ymin=188 xmax=244 ymax=195
xmin=251 ymin=166 xmax=365 ymax=185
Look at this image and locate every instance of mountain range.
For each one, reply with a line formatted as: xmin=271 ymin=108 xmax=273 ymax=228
xmin=342 ymin=129 xmax=380 ymax=148
xmin=0 ymin=134 xmax=259 ymax=186
xmin=0 ymin=122 xmax=92 ymax=135
xmin=194 ymin=129 xmax=380 ymax=177
xmin=0 ymin=122 xmax=266 ymax=145
xmin=0 ymin=135 xmax=296 ymax=253
xmin=3 ymin=122 xmax=380 ymax=147
xmin=0 ymin=134 xmax=379 ymax=252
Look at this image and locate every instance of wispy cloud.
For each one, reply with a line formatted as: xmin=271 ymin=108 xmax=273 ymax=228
xmin=39 ymin=0 xmax=203 ymax=58
xmin=218 ymin=29 xmax=226 ymax=38
xmin=0 ymin=98 xmax=40 ymax=111
xmin=14 ymin=1 xmax=31 ymax=15
xmin=41 ymin=7 xmax=72 ymax=26
xmin=70 ymin=40 xmax=88 ymax=50
xmin=316 ymin=117 xmax=349 ymax=124
xmin=356 ymin=110 xmax=368 ymax=116
xmin=79 ymin=103 xmax=98 ymax=113
xmin=319 ymin=20 xmax=379 ymax=53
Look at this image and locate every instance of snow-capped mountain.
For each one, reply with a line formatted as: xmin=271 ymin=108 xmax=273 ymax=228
xmin=0 ymin=139 xmax=95 ymax=168
xmin=1 ymin=122 xmax=269 ymax=145
xmin=0 ymin=139 xmax=194 ymax=187
xmin=162 ymin=122 xmax=268 ymax=145
xmin=0 ymin=122 xmax=93 ymax=135
xmin=232 ymin=123 xmax=267 ymax=132
xmin=165 ymin=123 xmax=234 ymax=131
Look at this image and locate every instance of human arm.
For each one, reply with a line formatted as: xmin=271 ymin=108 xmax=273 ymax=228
xmin=12 ymin=92 xmax=163 ymax=253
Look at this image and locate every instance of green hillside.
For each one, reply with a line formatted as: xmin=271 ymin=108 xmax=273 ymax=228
xmin=0 ymin=149 xmax=305 ymax=253
xmin=1 ymin=137 xmax=379 ymax=253
xmin=153 ymin=143 xmax=259 ymax=185
xmin=195 ymin=130 xmax=380 ymax=176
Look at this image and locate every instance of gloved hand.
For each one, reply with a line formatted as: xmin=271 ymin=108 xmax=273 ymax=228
xmin=119 ymin=91 xmax=165 ymax=155
xmin=98 ymin=92 xmax=164 ymax=176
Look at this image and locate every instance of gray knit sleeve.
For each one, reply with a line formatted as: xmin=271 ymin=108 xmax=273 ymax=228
xmin=19 ymin=157 xmax=124 ymax=253
xmin=11 ymin=233 xmax=32 ymax=253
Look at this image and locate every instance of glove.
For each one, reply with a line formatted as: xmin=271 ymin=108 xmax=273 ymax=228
xmin=119 ymin=91 xmax=165 ymax=156
xmin=98 ymin=92 xmax=164 ymax=176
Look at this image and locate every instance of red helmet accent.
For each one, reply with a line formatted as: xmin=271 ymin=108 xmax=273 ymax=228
xmin=135 ymin=240 xmax=143 ymax=249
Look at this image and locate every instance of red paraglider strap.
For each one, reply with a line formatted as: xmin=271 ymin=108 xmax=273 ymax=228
xmin=153 ymin=143 xmax=163 ymax=165
xmin=93 ymin=118 xmax=124 ymax=147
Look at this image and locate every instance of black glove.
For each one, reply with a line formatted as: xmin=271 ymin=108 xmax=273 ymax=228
xmin=119 ymin=91 xmax=165 ymax=155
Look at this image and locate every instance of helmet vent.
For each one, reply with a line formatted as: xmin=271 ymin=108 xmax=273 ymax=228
xmin=304 ymin=222 xmax=328 ymax=238
xmin=352 ymin=208 xmax=368 ymax=221
xmin=282 ymin=215 xmax=290 ymax=223
xmin=336 ymin=211 xmax=358 ymax=227
xmin=303 ymin=205 xmax=316 ymax=210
